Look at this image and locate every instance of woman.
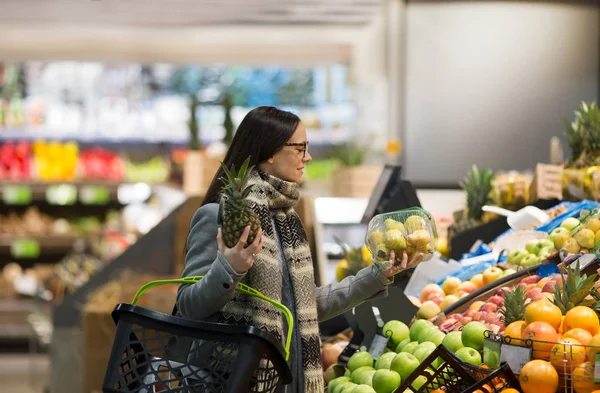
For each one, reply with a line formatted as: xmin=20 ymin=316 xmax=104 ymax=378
xmin=176 ymin=106 xmax=423 ymax=392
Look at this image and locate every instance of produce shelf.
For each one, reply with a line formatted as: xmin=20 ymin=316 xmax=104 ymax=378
xmin=0 ymin=234 xmax=78 ymax=261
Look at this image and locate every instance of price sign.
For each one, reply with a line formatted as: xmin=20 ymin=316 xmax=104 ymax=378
xmin=46 ymin=184 xmax=77 ymax=205
xmin=500 ymin=342 xmax=532 ymax=373
xmin=10 ymin=239 xmax=41 ymax=259
xmin=79 ymin=185 xmax=110 ymax=205
xmin=368 ymin=334 xmax=389 ymax=360
xmin=2 ymin=185 xmax=32 ymax=205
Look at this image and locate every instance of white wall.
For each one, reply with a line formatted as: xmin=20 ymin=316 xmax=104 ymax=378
xmin=403 ymin=3 xmax=599 ymax=185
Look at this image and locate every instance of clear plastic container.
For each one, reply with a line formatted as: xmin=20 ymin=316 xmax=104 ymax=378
xmin=364 ymin=207 xmax=438 ymax=270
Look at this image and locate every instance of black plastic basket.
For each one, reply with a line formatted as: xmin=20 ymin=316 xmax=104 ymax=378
xmin=395 ymin=345 xmax=478 ymax=393
xmin=460 ymin=362 xmax=521 ymax=393
xmin=102 ymin=276 xmax=293 ymax=393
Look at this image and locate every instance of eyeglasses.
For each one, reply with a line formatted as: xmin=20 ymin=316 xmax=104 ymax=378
xmin=285 ymin=141 xmax=309 ymax=158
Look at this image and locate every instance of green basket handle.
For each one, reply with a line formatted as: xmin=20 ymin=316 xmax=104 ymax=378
xmin=131 ymin=276 xmax=293 ymax=361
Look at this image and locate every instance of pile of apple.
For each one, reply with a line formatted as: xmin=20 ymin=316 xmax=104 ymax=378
xmin=507 ymin=237 xmax=556 ymax=267
xmin=410 ymin=266 xmax=516 ymax=320
xmin=440 ymin=274 xmax=557 ymax=334
xmin=325 ymin=318 xmax=490 ymax=393
xmin=551 ymin=215 xmax=600 ymax=255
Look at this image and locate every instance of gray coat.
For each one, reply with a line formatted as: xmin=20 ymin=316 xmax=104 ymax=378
xmin=176 ymin=203 xmax=393 ymax=391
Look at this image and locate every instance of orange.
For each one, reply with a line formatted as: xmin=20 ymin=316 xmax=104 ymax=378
xmin=563 ymin=328 xmax=594 ymax=347
xmin=525 ymin=300 xmax=563 ymax=331
xmin=502 ymin=389 xmax=520 ymax=393
xmin=564 ymin=306 xmax=600 ymax=336
xmin=522 ymin=321 xmax=560 ymax=359
xmin=519 ymin=360 xmax=559 ymax=393
xmin=549 ymin=338 xmax=587 ymax=373
xmin=573 ymin=362 xmax=600 ymax=393
xmin=504 ymin=321 xmax=527 ymax=342
xmin=588 ymin=334 xmax=600 ymax=362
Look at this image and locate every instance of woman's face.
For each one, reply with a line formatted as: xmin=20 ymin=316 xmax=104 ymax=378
xmin=261 ymin=123 xmax=312 ymax=184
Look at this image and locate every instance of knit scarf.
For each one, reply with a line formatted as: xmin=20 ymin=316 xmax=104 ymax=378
xmin=217 ymin=168 xmax=323 ymax=393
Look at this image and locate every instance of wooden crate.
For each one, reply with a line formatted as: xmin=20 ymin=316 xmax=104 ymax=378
xmin=332 ymin=165 xmax=383 ymax=198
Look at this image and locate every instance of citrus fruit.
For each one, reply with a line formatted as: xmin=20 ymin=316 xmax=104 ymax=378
xmin=503 ymin=321 xmax=527 ymax=342
xmin=549 ymin=338 xmax=586 ymax=373
xmin=519 ymin=360 xmax=559 ymax=393
xmin=522 ymin=321 xmax=559 ymax=359
xmin=502 ymin=389 xmax=520 ymax=393
xmin=564 ymin=306 xmax=600 ymax=336
xmin=563 ymin=328 xmax=593 ymax=347
xmin=525 ymin=300 xmax=563 ymax=331
xmin=572 ymin=362 xmax=600 ymax=393
xmin=587 ymin=333 xmax=600 ymax=361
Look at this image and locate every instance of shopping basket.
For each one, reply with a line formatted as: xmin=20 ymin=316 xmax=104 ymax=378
xmin=102 ymin=276 xmax=293 ymax=393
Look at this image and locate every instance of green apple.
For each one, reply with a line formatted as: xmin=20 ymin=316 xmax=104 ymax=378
xmin=561 ymin=217 xmax=581 ymax=231
xmin=395 ymin=338 xmax=411 ymax=353
xmin=455 ymin=347 xmax=482 ymax=366
xmin=339 ymin=382 xmax=358 ymax=393
xmin=483 ymin=346 xmax=500 ymax=368
xmin=502 ymin=268 xmax=517 ymax=278
xmin=549 ymin=227 xmax=569 ymax=242
xmin=390 ymin=352 xmax=420 ymax=381
xmin=520 ymin=254 xmax=540 ymax=267
xmin=333 ymin=380 xmax=354 ymax=393
xmin=538 ymin=246 xmax=555 ymax=260
xmin=329 ymin=377 xmax=351 ymax=393
xmin=461 ymin=321 xmax=488 ymax=351
xmin=507 ymin=249 xmax=528 ymax=265
xmin=348 ymin=351 xmax=374 ymax=373
xmin=401 ymin=341 xmax=419 ymax=354
xmin=409 ymin=320 xmax=433 ymax=342
xmin=533 ymin=239 xmax=554 ymax=255
xmin=554 ymin=231 xmax=571 ymax=249
xmin=412 ymin=342 xmax=437 ymax=361
xmin=375 ymin=352 xmax=397 ymax=370
xmin=442 ymin=331 xmax=464 ymax=353
xmin=416 ymin=326 xmax=438 ymax=343
xmin=352 ymin=385 xmax=376 ymax=393
xmin=411 ymin=375 xmax=428 ymax=390
xmin=525 ymin=239 xmax=539 ymax=254
xmin=345 ymin=369 xmax=352 ymax=377
xmin=351 ymin=366 xmax=375 ymax=384
xmin=371 ymin=369 xmax=401 ymax=393
xmin=382 ymin=320 xmax=410 ymax=348
xmin=430 ymin=330 xmax=446 ymax=346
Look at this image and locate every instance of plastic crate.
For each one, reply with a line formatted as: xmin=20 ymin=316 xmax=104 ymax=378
xmin=395 ymin=345 xmax=477 ymax=393
xmin=461 ymin=362 xmax=521 ymax=393
xmin=102 ymin=276 xmax=293 ymax=393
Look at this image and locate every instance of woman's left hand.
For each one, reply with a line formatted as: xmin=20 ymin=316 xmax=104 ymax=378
xmin=381 ymin=250 xmax=424 ymax=279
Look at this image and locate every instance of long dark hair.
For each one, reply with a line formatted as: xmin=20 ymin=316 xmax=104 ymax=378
xmin=202 ymin=106 xmax=301 ymax=205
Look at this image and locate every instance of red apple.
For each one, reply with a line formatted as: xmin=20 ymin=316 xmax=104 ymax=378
xmin=537 ymin=277 xmax=552 ymax=289
xmin=482 ymin=266 xmax=503 ymax=285
xmin=442 ymin=277 xmax=462 ymax=295
xmin=532 ymin=292 xmax=553 ymax=302
xmin=541 ymin=280 xmax=558 ymax=293
xmin=457 ymin=281 xmax=477 ymax=294
xmin=488 ymin=324 xmax=501 ymax=334
xmin=494 ymin=287 xmax=512 ymax=297
xmin=464 ymin=309 xmax=476 ymax=318
xmin=479 ymin=303 xmax=498 ymax=313
xmin=524 ymin=284 xmax=537 ymax=293
xmin=520 ymin=275 xmax=542 ymax=285
xmin=427 ymin=293 xmax=445 ymax=305
xmin=447 ymin=313 xmax=464 ymax=322
xmin=469 ymin=301 xmax=485 ymax=312
xmin=487 ymin=295 xmax=505 ymax=307
xmin=462 ymin=317 xmax=472 ymax=324
xmin=526 ymin=287 xmax=543 ymax=299
xmin=420 ymin=284 xmax=445 ymax=303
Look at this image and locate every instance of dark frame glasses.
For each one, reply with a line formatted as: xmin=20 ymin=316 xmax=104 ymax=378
xmin=285 ymin=141 xmax=309 ymax=158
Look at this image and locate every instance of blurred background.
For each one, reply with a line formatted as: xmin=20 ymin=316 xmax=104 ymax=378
xmin=0 ymin=1 xmax=598 ymax=392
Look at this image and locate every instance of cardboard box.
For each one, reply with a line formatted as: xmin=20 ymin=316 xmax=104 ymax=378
xmin=530 ymin=163 xmax=563 ymax=201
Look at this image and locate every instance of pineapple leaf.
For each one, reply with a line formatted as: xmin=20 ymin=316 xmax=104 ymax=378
xmin=500 ymin=285 xmax=527 ymax=325
xmin=553 ymin=260 xmax=597 ymax=314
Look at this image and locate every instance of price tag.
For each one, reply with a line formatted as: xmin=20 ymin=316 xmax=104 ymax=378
xmin=46 ymin=184 xmax=77 ymax=205
xmin=368 ymin=334 xmax=390 ymax=360
xmin=79 ymin=185 xmax=110 ymax=205
xmin=10 ymin=239 xmax=41 ymax=259
xmin=500 ymin=343 xmax=532 ymax=373
xmin=2 ymin=185 xmax=32 ymax=205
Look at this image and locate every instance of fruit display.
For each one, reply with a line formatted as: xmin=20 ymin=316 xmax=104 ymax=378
xmin=79 ymin=147 xmax=125 ymax=181
xmin=365 ymin=207 xmax=438 ymax=269
xmin=506 ymin=237 xmax=556 ymax=267
xmin=492 ymin=171 xmax=531 ymax=212
xmin=0 ymin=207 xmax=106 ymax=237
xmin=0 ymin=140 xmax=31 ymax=180
xmin=336 ymin=244 xmax=373 ymax=282
xmin=124 ymin=156 xmax=171 ymax=183
xmin=33 ymin=140 xmax=79 ymax=181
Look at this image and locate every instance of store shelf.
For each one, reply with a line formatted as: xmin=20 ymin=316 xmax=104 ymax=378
xmin=0 ymin=234 xmax=78 ymax=261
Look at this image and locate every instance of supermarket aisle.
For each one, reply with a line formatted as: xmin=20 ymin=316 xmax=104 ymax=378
xmin=0 ymin=353 xmax=49 ymax=393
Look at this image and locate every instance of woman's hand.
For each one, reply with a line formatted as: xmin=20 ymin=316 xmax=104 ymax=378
xmin=217 ymin=226 xmax=264 ymax=274
xmin=381 ymin=250 xmax=424 ymax=279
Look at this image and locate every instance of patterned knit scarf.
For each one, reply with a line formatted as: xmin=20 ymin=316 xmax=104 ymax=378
xmin=218 ymin=168 xmax=323 ymax=392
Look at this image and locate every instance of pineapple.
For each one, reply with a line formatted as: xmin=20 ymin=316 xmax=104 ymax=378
xmin=553 ymin=261 xmax=597 ymax=315
xmin=450 ymin=166 xmax=495 ymax=237
xmin=218 ymin=157 xmax=261 ymax=248
xmin=500 ymin=286 xmax=527 ymax=326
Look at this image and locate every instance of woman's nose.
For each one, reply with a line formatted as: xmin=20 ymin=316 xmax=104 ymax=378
xmin=303 ymin=151 xmax=312 ymax=163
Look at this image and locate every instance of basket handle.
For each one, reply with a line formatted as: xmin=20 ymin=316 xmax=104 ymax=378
xmin=131 ymin=276 xmax=293 ymax=361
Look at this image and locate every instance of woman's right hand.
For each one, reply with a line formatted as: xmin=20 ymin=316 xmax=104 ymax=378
xmin=217 ymin=226 xmax=264 ymax=274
